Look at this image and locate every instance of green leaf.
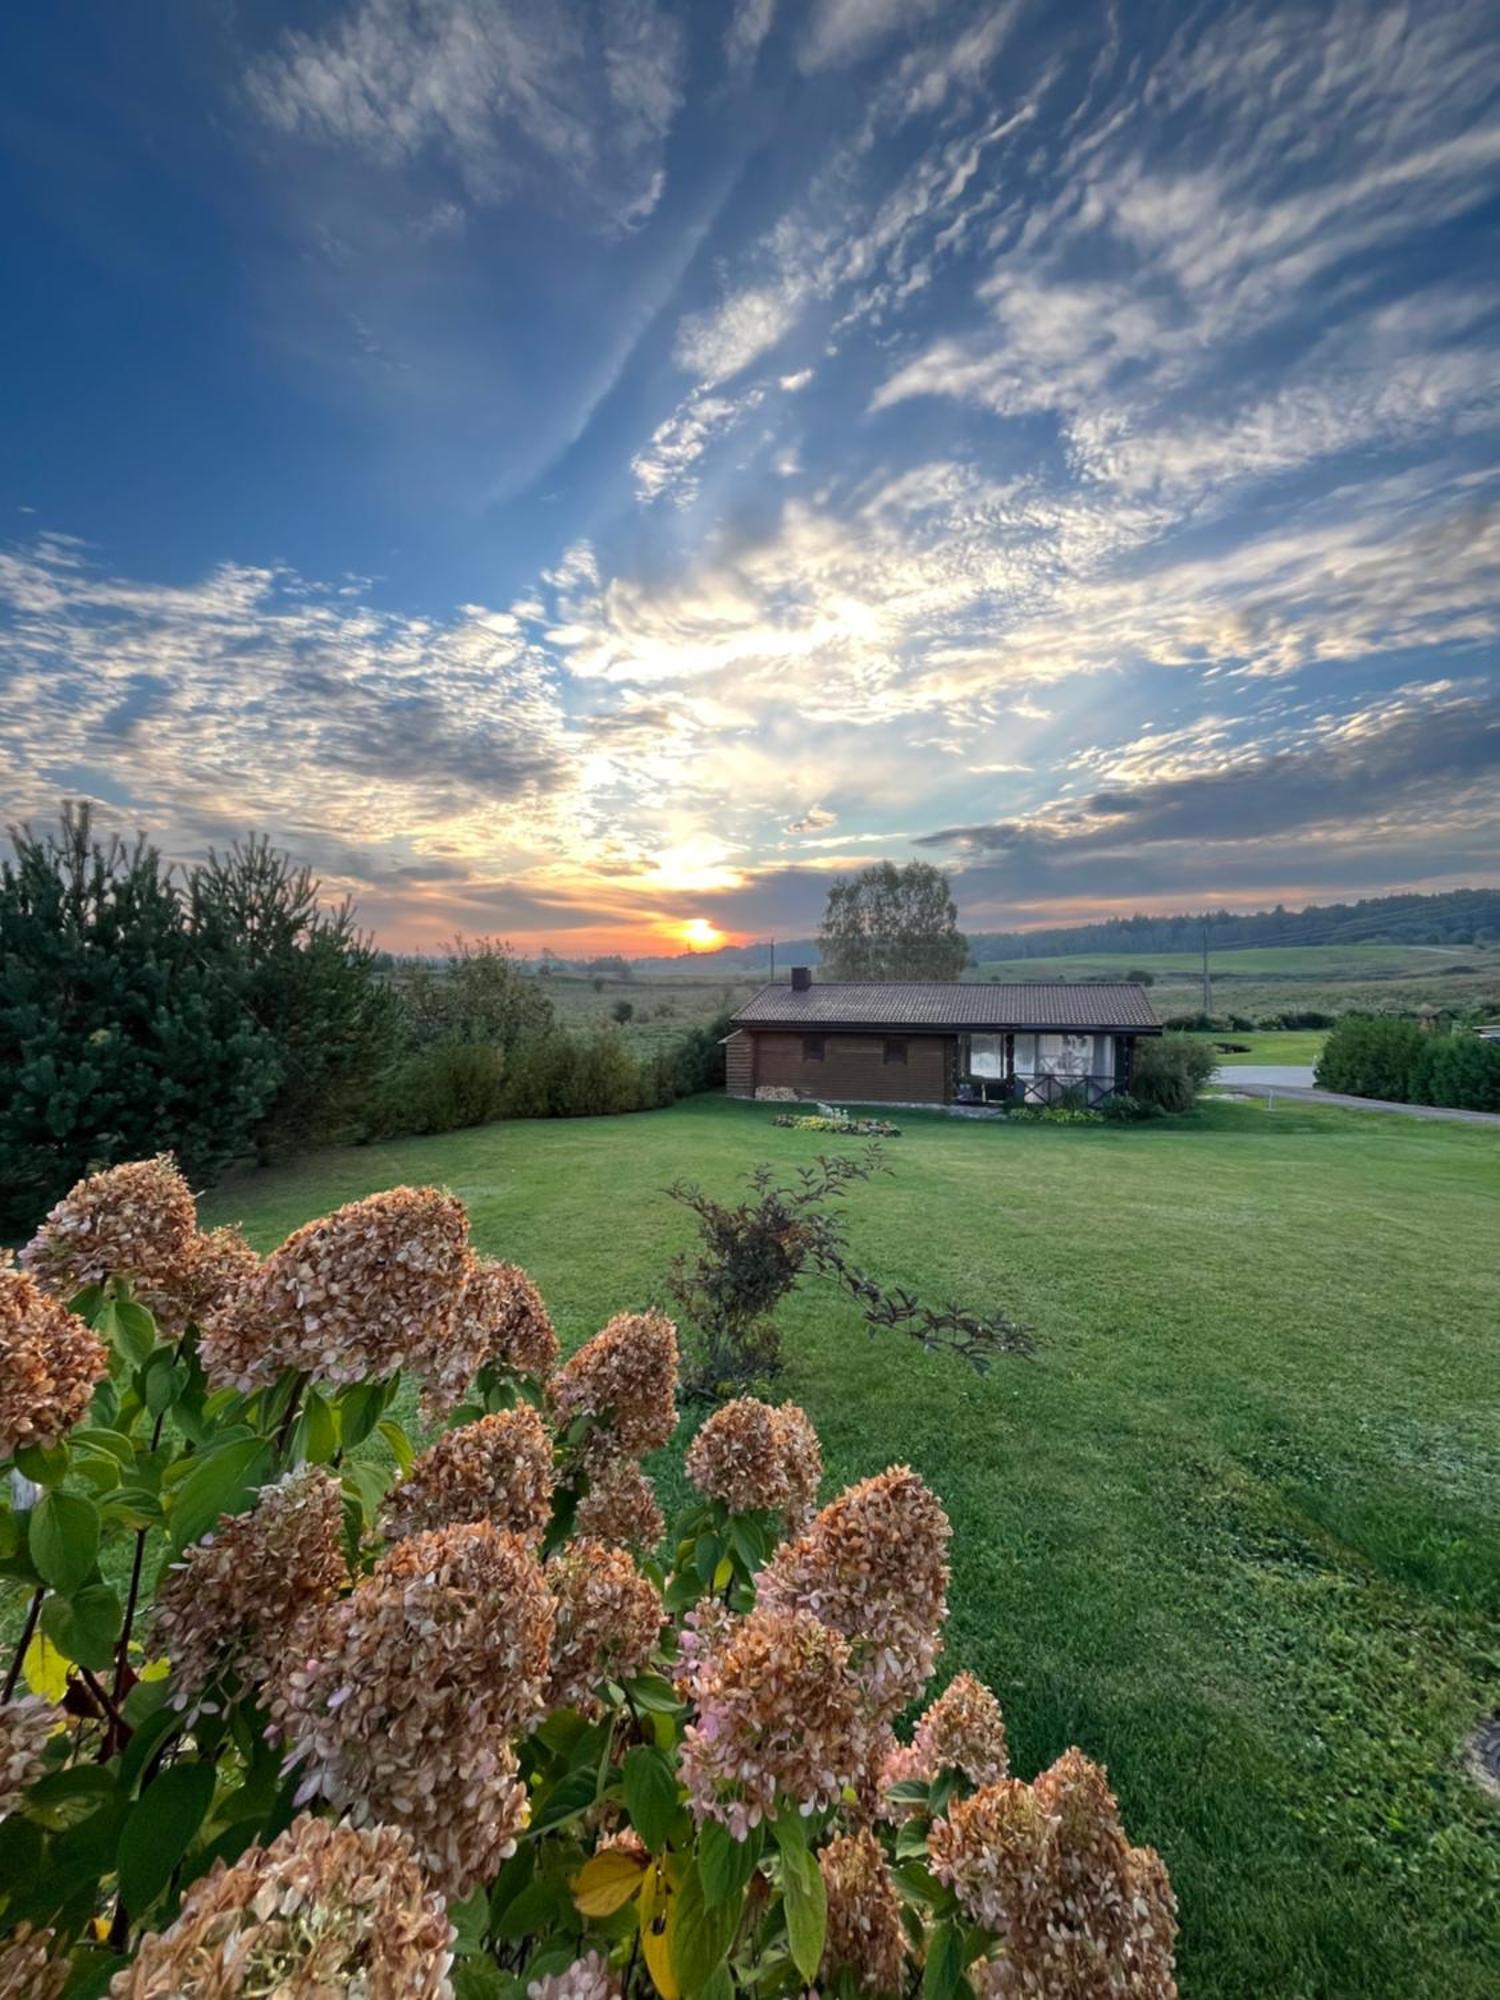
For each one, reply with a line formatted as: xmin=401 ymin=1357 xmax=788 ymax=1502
xmin=99 ymin=1299 xmax=158 ymax=1367
xmin=169 ymin=1437 xmax=273 ymax=1552
xmin=531 ymin=1764 xmax=599 ymax=1832
xmin=41 ymin=1583 xmax=122 ymax=1672
xmin=377 ymin=1416 xmax=415 ymax=1477
xmin=116 ymin=1760 xmax=215 ymax=1914
xmin=623 ymin=1672 xmax=683 ymax=1715
xmin=449 ymin=1883 xmax=491 ymax=1955
xmin=58 ymin=1945 xmax=128 ymax=1999
xmin=29 ymin=1490 xmax=100 ymax=1592
xmin=337 ymin=1381 xmax=386 ymax=1450
xmin=340 ymin=1457 xmax=393 ymax=1525
xmin=669 ymin=1859 xmax=740 ymax=1993
xmin=699 ymin=1816 xmax=759 ymax=1910
xmin=142 ymin=1351 xmax=187 ymax=1417
xmin=923 ymin=1918 xmax=964 ymax=2000
xmin=622 ymin=1743 xmax=680 ymax=1853
xmin=15 ymin=1441 xmax=71 ymax=1486
xmin=493 ymin=1876 xmax=571 ymax=1941
xmin=453 ymin=1962 xmax=511 ymax=2000
xmin=294 ymin=1388 xmax=339 ymax=1466
xmin=774 ymin=1814 xmax=827 ymax=1987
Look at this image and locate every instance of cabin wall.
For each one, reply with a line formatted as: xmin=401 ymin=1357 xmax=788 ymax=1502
xmin=724 ymin=1030 xmax=754 ymax=1098
xmin=748 ymin=1031 xmax=953 ymax=1104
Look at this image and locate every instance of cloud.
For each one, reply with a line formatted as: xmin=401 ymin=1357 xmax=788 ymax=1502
xmin=799 ymin=0 xmax=945 ymax=73
xmin=247 ymin=0 xmax=684 ymax=230
xmin=726 ymin=0 xmax=775 ymax=74
xmin=785 ymin=804 xmax=836 ymax=832
xmin=673 ymin=282 xmax=807 ymax=385
xmin=918 ymin=684 xmax=1500 ymax=861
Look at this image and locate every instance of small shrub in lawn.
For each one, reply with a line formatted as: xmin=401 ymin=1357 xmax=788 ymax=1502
xmin=0 ymin=1156 xmax=1176 ymax=1998
xmin=1131 ymin=1035 xmax=1218 ymax=1113
xmin=1101 ymin=1093 xmax=1158 ymax=1122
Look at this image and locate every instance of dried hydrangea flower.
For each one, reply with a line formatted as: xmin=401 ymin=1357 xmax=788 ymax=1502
xmin=527 ymin=1950 xmax=620 ymax=2000
xmin=928 ymin=1777 xmax=1056 ymax=1946
xmin=150 ymin=1466 xmax=348 ymax=1713
xmin=0 ymin=1924 xmax=70 ymax=2000
xmin=384 ymin=1405 xmax=556 ymax=1546
xmin=678 ymin=1604 xmax=875 ymax=1839
xmin=685 ymin=1398 xmax=822 ymax=1528
xmin=0 ymin=1263 xmax=108 ymax=1460
xmin=545 ymin=1538 xmax=663 ymax=1716
xmin=110 ymin=1813 xmax=454 ymax=1999
xmin=152 ymin=1223 xmax=262 ymax=1339
xmin=756 ymin=1466 xmax=951 ymax=1715
xmin=422 ymin=1259 xmax=560 ymax=1420
xmin=1 ymin=1698 xmax=57 ymax=1818
xmin=199 ymin=1185 xmax=472 ymax=1393
xmin=272 ymin=1522 xmax=552 ymax=1896
xmin=1032 ymin=1748 xmax=1178 ymax=1995
xmin=819 ymin=1826 xmax=907 ymax=1995
xmin=885 ymin=1672 xmax=1010 ymax=1799
xmin=930 ymin=1750 xmax=1177 ymax=1998
xmin=574 ymin=1453 xmax=664 ymax=1552
xmin=548 ymin=1311 xmax=679 ymax=1458
xmin=20 ymin=1154 xmax=197 ymax=1306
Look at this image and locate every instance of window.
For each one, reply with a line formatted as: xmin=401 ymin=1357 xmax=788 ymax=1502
xmin=802 ymin=1035 xmax=825 ymax=1062
xmin=883 ymin=1038 xmax=908 ymax=1065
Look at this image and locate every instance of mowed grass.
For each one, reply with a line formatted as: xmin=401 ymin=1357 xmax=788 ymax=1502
xmin=200 ymin=1096 xmax=1500 ymax=1998
xmin=1192 ymin=1030 xmax=1327 ymax=1066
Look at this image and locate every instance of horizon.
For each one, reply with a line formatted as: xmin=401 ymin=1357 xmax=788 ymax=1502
xmin=4 ymin=1 xmax=1499 ymax=954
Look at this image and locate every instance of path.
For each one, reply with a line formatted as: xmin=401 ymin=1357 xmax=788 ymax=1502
xmin=1216 ymin=1070 xmax=1500 ymax=1127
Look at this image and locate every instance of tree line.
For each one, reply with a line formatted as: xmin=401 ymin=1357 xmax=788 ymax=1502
xmin=0 ymin=808 xmax=726 ymax=1232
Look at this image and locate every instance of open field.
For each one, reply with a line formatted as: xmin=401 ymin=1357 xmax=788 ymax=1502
xmin=535 ymin=969 xmax=758 ymax=1055
xmin=201 ymin=1094 xmax=1500 ymax=1998
xmin=1191 ymin=1030 xmax=1327 ymax=1066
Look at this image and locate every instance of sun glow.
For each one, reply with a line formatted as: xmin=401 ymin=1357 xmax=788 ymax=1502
xmin=678 ymin=917 xmax=726 ymax=951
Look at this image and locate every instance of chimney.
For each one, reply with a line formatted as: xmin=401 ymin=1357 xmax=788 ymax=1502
xmin=791 ymin=965 xmax=812 ymax=992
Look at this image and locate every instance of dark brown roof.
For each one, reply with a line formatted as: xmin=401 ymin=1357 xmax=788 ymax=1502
xmin=731 ymin=980 xmax=1160 ymax=1033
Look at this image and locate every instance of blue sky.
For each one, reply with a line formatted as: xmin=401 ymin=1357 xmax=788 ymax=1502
xmin=2 ymin=0 xmax=1498 ymax=952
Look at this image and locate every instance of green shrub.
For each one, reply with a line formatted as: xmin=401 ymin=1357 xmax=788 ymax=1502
xmin=1101 ymin=1092 xmax=1157 ymax=1122
xmin=1411 ymin=1033 xmax=1500 ymax=1111
xmin=1130 ymin=1034 xmax=1217 ymax=1112
xmin=375 ymin=1038 xmax=507 ymax=1135
xmin=1314 ymin=1016 xmax=1426 ymax=1100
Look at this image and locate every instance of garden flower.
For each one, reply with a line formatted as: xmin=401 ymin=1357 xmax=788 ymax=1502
xmin=199 ymin=1185 xmax=472 ymax=1393
xmin=930 ymin=1750 xmax=1178 ymax=1997
xmin=548 ymin=1310 xmax=679 ymax=1458
xmin=154 ymin=1223 xmax=262 ymax=1338
xmin=545 ymin=1538 xmax=663 ymax=1717
xmin=819 ymin=1826 xmax=907 ymax=1995
xmin=527 ymin=1951 xmax=620 ymax=2000
xmin=684 ymin=1398 xmax=822 ymax=1528
xmin=0 ymin=1262 xmax=108 ymax=1461
xmin=151 ymin=1466 xmax=348 ymax=1713
xmin=383 ymin=1405 xmax=556 ymax=1546
xmin=422 ymin=1258 xmax=560 ymax=1419
xmin=756 ymin=1465 xmax=951 ymax=1714
xmin=0 ymin=1925 xmax=69 ymax=2000
xmin=20 ymin=1154 xmax=197 ymax=1305
xmin=1 ymin=1698 xmax=57 ymax=1819
xmin=677 ymin=1603 xmax=876 ymax=1837
xmin=574 ymin=1453 xmax=665 ymax=1552
xmin=885 ymin=1672 xmax=1010 ymax=1797
xmin=271 ymin=1522 xmax=552 ymax=1896
xmin=110 ymin=1813 xmax=454 ymax=1999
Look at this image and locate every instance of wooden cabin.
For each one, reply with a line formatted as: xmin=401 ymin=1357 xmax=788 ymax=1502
xmin=725 ymin=968 xmax=1161 ymax=1108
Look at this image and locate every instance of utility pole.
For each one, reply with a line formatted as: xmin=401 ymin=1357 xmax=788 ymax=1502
xmin=769 ymin=938 xmax=776 ymax=982
xmin=1201 ymin=922 xmax=1212 ymax=1019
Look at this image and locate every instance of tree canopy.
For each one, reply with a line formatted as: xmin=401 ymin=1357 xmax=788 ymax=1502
xmin=817 ymin=861 xmax=968 ymax=981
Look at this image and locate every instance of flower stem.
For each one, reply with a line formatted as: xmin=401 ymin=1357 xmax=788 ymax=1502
xmin=3 ymin=1588 xmax=44 ymax=1702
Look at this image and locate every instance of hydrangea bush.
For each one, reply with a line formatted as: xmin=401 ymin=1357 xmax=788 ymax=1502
xmin=0 ymin=1158 xmax=1177 ymax=1998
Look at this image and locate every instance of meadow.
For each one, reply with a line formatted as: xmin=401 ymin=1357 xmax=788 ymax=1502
xmin=202 ymin=1092 xmax=1500 ymax=1999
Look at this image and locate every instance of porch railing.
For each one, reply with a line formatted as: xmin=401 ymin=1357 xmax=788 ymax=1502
xmin=957 ymin=1071 xmax=1120 ymax=1108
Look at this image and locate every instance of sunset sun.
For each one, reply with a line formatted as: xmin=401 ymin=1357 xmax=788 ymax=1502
xmin=678 ymin=917 xmax=725 ymax=952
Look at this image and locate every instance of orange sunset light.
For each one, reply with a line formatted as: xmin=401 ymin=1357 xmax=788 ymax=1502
xmin=677 ymin=917 xmax=726 ymax=951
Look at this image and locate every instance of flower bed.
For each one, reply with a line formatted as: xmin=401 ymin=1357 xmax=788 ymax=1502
xmin=0 ymin=1157 xmax=1176 ymax=1998
xmin=772 ymin=1112 xmax=902 ymax=1137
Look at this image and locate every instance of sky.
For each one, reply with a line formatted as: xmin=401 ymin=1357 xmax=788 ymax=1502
xmin=2 ymin=0 xmax=1498 ymax=956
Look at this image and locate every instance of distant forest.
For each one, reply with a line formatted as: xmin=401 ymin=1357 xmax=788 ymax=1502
xmin=645 ymin=887 xmax=1500 ymax=970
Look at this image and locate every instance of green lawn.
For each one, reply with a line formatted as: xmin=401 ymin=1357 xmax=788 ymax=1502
xmin=199 ymin=1096 xmax=1500 ymax=1998
xmin=1191 ymin=1030 xmax=1326 ymax=1066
